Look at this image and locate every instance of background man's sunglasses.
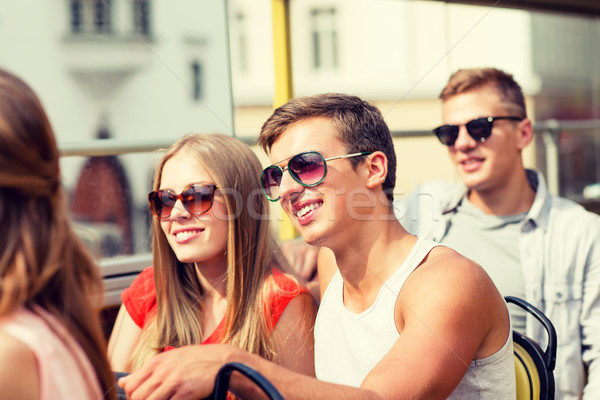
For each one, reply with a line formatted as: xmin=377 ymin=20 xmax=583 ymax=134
xmin=148 ymin=184 xmax=217 ymax=219
xmin=260 ymin=151 xmax=372 ymax=202
xmin=433 ymin=116 xmax=523 ymax=146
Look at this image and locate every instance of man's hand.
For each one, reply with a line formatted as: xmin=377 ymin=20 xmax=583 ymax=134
xmin=119 ymin=345 xmax=230 ymax=400
xmin=281 ymin=238 xmax=319 ymax=282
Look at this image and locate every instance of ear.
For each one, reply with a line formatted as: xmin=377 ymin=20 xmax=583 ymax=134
xmin=364 ymin=151 xmax=387 ymax=189
xmin=516 ymin=118 xmax=533 ymax=150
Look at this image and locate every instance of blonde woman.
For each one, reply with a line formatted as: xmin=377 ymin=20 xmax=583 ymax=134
xmin=108 ymin=133 xmax=316 ymax=379
xmin=0 ymin=68 xmax=115 ymax=399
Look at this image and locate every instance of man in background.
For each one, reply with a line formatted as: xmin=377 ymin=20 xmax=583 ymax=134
xmin=399 ymin=67 xmax=600 ymax=399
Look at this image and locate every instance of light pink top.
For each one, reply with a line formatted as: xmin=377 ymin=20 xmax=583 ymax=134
xmin=0 ymin=305 xmax=104 ymax=400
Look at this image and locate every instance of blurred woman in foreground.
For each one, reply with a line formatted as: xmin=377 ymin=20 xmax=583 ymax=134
xmin=0 ymin=68 xmax=115 ymax=399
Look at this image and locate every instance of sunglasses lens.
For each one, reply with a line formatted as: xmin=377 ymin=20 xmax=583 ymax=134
xmin=148 ymin=190 xmax=176 ymax=219
xmin=434 ymin=125 xmax=459 ymax=146
xmin=260 ymin=152 xmax=327 ymax=201
xmin=466 ymin=118 xmax=492 ymax=142
xmin=182 ymin=185 xmax=215 ymax=215
xmin=289 ymin=152 xmax=326 ymax=186
xmin=261 ymin=167 xmax=283 ymax=201
xmin=148 ymin=185 xmax=216 ymax=219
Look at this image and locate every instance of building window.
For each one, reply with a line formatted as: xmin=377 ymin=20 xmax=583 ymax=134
xmin=133 ymin=0 xmax=151 ymax=36
xmin=95 ymin=0 xmax=111 ymax=33
xmin=70 ymin=0 xmax=112 ymax=35
xmin=310 ymin=8 xmax=338 ymax=70
xmin=191 ymin=61 xmax=203 ymax=101
xmin=71 ymin=0 xmax=83 ymax=33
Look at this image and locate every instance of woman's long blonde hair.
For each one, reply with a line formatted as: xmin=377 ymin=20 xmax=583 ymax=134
xmin=130 ymin=133 xmax=292 ymax=370
xmin=0 ymin=68 xmax=116 ymax=399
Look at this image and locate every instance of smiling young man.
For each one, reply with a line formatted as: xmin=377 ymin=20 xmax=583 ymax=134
xmin=400 ymin=68 xmax=600 ymax=399
xmin=119 ymin=93 xmax=515 ymax=400
xmin=258 ymin=93 xmax=514 ymax=399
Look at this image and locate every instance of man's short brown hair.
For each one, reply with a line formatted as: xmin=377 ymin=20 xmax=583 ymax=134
xmin=440 ymin=67 xmax=527 ymax=119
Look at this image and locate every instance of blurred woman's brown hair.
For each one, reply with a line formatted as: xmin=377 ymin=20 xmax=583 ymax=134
xmin=0 ymin=68 xmax=115 ymax=399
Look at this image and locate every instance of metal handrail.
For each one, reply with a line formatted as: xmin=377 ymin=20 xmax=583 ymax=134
xmin=533 ymin=119 xmax=600 ymax=131
xmin=59 ymin=136 xmax=257 ymax=157
xmin=58 ymin=120 xmax=600 ymax=157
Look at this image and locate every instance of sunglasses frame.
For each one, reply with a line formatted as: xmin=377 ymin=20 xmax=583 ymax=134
xmin=148 ymin=183 xmax=218 ymax=220
xmin=433 ymin=116 xmax=523 ymax=146
xmin=260 ymin=151 xmax=372 ymax=202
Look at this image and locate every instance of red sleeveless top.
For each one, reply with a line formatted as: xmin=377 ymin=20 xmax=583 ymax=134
xmin=122 ymin=267 xmax=307 ymax=346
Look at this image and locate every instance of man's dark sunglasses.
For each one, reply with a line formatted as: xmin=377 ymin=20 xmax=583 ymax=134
xmin=260 ymin=151 xmax=372 ymax=202
xmin=148 ymin=184 xmax=217 ymax=219
xmin=433 ymin=116 xmax=523 ymax=146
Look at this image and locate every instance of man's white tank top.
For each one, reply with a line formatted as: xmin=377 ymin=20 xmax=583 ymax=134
xmin=314 ymin=237 xmax=516 ymax=399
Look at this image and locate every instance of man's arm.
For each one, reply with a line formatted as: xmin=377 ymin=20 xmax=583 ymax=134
xmin=361 ymin=247 xmax=510 ymax=398
xmin=280 ymin=237 xmax=320 ymax=282
xmin=120 ymin=248 xmax=510 ymax=400
xmin=118 ymin=343 xmax=381 ymax=400
xmin=271 ymin=292 xmax=317 ymax=376
xmin=108 ymin=304 xmax=142 ymax=372
xmin=280 ymin=238 xmax=321 ymax=302
xmin=581 ymin=216 xmax=600 ymax=399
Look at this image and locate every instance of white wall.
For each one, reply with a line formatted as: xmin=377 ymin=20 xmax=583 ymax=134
xmin=228 ymin=0 xmax=540 ymax=110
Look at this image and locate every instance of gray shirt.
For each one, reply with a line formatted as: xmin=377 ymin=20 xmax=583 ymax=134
xmin=441 ymin=197 xmax=527 ymax=332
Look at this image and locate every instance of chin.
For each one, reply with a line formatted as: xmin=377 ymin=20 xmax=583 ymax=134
xmin=303 ymin=236 xmax=321 ymax=246
xmin=465 ymin=179 xmax=492 ymax=193
xmin=294 ymin=227 xmax=316 ymax=246
xmin=460 ymin=172 xmax=486 ymax=189
xmin=173 ymin=250 xmax=203 ymax=264
xmin=300 ymin=227 xmax=329 ymax=247
xmin=175 ymin=255 xmax=197 ymax=264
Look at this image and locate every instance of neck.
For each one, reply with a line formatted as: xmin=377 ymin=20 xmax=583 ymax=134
xmin=194 ymin=261 xmax=228 ymax=300
xmin=329 ymin=219 xmax=415 ymax=311
xmin=194 ymin=261 xmax=228 ymax=334
xmin=468 ymin=170 xmax=535 ymax=215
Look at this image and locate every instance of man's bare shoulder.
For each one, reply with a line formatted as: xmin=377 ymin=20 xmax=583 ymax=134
xmin=394 ymin=245 xmax=509 ymax=358
xmin=419 ymin=245 xmax=493 ymax=286
xmin=399 ymin=245 xmax=502 ymax=314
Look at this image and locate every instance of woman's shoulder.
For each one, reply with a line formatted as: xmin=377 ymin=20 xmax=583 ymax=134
xmin=264 ymin=268 xmax=311 ymax=327
xmin=270 ymin=268 xmax=307 ymax=294
xmin=124 ymin=266 xmax=156 ymax=296
xmin=0 ymin=330 xmax=35 ymax=359
xmin=0 ymin=331 xmax=39 ymax=399
xmin=121 ymin=266 xmax=157 ymax=327
xmin=136 ymin=266 xmax=155 ymax=283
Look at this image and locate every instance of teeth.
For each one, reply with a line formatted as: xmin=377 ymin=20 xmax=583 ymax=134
xmin=296 ymin=203 xmax=321 ymax=218
xmin=175 ymin=230 xmax=198 ymax=240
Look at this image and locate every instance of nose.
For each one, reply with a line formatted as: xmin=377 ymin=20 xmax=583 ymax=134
xmin=278 ymin=169 xmax=304 ymax=202
xmin=452 ymin=125 xmax=478 ymax=151
xmin=168 ymin=199 xmax=191 ymax=220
